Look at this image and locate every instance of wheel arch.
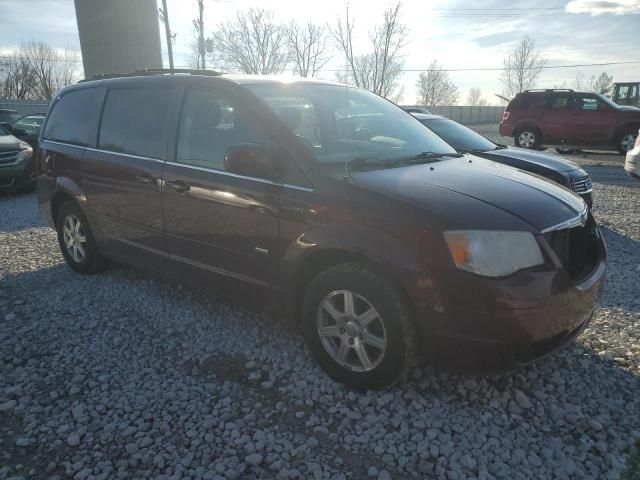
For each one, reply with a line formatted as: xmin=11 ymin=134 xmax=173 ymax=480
xmin=282 ymin=226 xmax=425 ymax=325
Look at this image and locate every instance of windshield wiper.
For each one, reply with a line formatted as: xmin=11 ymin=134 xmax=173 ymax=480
xmin=397 ymin=151 xmax=464 ymax=164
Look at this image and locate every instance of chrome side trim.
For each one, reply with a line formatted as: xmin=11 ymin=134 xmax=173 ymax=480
xmin=41 ymin=140 xmax=84 ymax=150
xmin=41 ymin=140 xmax=315 ymax=191
xmin=541 ymin=206 xmax=589 ymax=234
xmin=169 ymin=253 xmax=273 ymax=288
xmin=165 ymin=161 xmax=314 ymax=192
xmin=103 ymin=234 xmax=168 ymax=257
xmin=84 ymin=146 xmax=166 ymax=164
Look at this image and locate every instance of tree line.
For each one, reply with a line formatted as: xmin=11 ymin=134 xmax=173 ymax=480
xmin=0 ymin=42 xmax=79 ymax=100
xmin=0 ymin=3 xmax=619 ymax=104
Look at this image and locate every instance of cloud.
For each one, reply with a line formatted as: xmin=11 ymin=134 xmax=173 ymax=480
xmin=565 ymin=0 xmax=640 ymax=15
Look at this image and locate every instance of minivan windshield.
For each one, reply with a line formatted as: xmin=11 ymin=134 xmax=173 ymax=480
xmin=421 ymin=118 xmax=497 ymax=152
xmin=246 ymin=83 xmax=457 ymax=165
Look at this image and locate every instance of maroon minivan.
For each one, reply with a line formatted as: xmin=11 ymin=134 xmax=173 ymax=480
xmin=37 ymin=72 xmax=606 ymax=389
xmin=500 ymin=88 xmax=640 ymax=154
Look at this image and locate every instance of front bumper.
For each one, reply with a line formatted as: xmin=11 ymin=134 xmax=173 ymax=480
xmin=0 ymin=156 xmax=34 ymax=191
xmin=414 ymin=227 xmax=607 ymax=372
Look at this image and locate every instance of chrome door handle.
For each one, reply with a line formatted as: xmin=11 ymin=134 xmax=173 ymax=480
xmin=165 ymin=179 xmax=190 ymax=193
xmin=135 ymin=173 xmax=155 ymax=185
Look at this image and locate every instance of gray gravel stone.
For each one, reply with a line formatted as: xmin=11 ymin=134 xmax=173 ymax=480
xmin=0 ymin=144 xmax=639 ymax=479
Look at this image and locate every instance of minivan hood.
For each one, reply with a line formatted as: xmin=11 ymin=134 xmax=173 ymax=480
xmin=349 ymin=155 xmax=585 ymax=232
xmin=476 ymin=146 xmax=579 ymax=173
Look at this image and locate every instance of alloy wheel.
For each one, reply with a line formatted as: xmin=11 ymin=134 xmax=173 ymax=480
xmin=316 ymin=290 xmax=387 ymax=372
xmin=518 ymin=131 xmax=536 ymax=148
xmin=62 ymin=214 xmax=87 ymax=263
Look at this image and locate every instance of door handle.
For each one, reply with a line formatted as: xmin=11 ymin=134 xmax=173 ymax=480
xmin=135 ymin=173 xmax=156 ymax=185
xmin=164 ymin=179 xmax=190 ymax=193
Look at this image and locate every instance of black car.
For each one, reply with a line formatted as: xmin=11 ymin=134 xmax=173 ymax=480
xmin=413 ymin=113 xmax=593 ymax=207
xmin=0 ymin=124 xmax=35 ymax=192
xmin=9 ymin=113 xmax=47 ymax=149
xmin=0 ymin=108 xmax=22 ymax=125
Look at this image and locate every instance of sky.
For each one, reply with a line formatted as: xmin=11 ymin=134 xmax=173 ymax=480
xmin=0 ymin=0 xmax=639 ymax=104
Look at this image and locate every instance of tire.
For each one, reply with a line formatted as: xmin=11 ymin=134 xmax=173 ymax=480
xmin=555 ymin=147 xmax=579 ymax=154
xmin=515 ymin=128 xmax=541 ymax=149
xmin=617 ymin=129 xmax=638 ymax=155
xmin=56 ymin=201 xmax=107 ymax=274
xmin=301 ymin=263 xmax=415 ymax=390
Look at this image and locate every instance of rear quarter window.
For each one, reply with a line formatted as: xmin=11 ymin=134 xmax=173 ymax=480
xmin=98 ymin=88 xmax=172 ymax=159
xmin=43 ymin=88 xmax=105 ymax=146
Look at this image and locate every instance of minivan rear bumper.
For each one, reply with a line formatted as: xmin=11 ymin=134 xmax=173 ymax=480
xmin=416 ymin=235 xmax=607 ymax=371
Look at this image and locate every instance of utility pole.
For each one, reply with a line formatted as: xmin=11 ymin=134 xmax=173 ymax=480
xmin=198 ymin=0 xmax=205 ymax=70
xmin=159 ymin=0 xmax=174 ymax=70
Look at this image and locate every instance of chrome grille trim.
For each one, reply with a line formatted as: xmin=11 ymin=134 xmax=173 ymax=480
xmin=541 ymin=206 xmax=588 ymax=234
xmin=570 ymin=175 xmax=593 ymax=194
xmin=0 ymin=150 xmax=20 ymax=166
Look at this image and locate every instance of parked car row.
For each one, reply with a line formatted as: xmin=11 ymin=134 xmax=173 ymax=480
xmin=412 ymin=113 xmax=594 ymax=207
xmin=499 ymin=88 xmax=640 ymax=154
xmin=34 ymin=71 xmax=605 ymax=389
xmin=0 ymin=111 xmax=46 ymax=192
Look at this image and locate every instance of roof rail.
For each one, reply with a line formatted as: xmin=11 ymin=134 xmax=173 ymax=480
xmin=79 ymin=68 xmax=223 ymax=83
xmin=523 ymin=88 xmax=575 ymax=93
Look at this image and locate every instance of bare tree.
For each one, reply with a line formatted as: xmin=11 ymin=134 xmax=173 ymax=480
xmin=23 ymin=42 xmax=78 ymax=100
xmin=415 ymin=61 xmax=459 ymax=106
xmin=212 ymin=9 xmax=289 ymax=74
xmin=185 ymin=24 xmax=204 ymax=69
xmin=467 ymin=87 xmax=488 ymax=106
xmin=0 ymin=42 xmax=78 ymax=100
xmin=501 ymin=35 xmax=545 ymax=98
xmin=331 ymin=2 xmax=407 ymax=99
xmin=286 ymin=21 xmax=330 ymax=78
xmin=0 ymin=52 xmax=35 ymax=99
xmin=573 ymin=71 xmax=587 ymax=90
xmin=589 ymin=71 xmax=614 ymax=96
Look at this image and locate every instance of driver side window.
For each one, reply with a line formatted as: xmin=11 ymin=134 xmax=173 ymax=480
xmin=176 ymin=89 xmax=268 ymax=171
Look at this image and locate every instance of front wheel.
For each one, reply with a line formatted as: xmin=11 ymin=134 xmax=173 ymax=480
xmin=301 ymin=263 xmax=415 ymax=390
xmin=56 ymin=201 xmax=107 ymax=274
xmin=515 ymin=129 xmax=541 ymax=149
xmin=617 ymin=130 xmax=638 ymax=155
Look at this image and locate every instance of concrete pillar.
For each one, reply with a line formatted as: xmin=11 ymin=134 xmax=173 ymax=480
xmin=74 ymin=0 xmax=163 ymax=78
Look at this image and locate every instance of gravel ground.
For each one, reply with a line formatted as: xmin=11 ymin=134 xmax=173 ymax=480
xmin=1 ymin=132 xmax=639 ymax=479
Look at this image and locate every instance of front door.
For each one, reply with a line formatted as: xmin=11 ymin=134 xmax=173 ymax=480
xmin=162 ymin=84 xmax=281 ymax=288
xmin=571 ymin=93 xmax=617 ymax=146
xmin=82 ymin=85 xmax=177 ymax=265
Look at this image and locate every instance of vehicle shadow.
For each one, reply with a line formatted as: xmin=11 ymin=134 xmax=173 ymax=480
xmin=597 ymin=226 xmax=640 ymax=311
xmin=584 ymin=164 xmax=639 ymax=187
xmin=0 ymin=190 xmax=41 ymax=232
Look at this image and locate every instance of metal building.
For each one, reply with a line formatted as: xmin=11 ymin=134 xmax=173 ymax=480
xmin=74 ymin=0 xmax=163 ymax=78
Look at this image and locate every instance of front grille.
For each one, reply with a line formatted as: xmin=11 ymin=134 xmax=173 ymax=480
xmin=543 ymin=217 xmax=599 ymax=283
xmin=0 ymin=150 xmax=19 ymax=166
xmin=570 ymin=175 xmax=592 ymax=194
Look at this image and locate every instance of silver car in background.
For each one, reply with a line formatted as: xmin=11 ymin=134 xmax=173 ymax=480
xmin=625 ymin=129 xmax=640 ymax=179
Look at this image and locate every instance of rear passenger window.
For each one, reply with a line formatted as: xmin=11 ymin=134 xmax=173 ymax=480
xmin=176 ymin=89 xmax=268 ymax=171
xmin=99 ymin=88 xmax=171 ymax=159
xmin=43 ymin=88 xmax=105 ymax=146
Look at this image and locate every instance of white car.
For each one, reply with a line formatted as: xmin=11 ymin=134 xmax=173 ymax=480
xmin=625 ymin=129 xmax=640 ymax=179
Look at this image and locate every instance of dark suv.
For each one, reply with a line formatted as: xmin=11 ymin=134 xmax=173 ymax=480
xmin=37 ymin=72 xmax=606 ymax=389
xmin=500 ymin=89 xmax=640 ymax=154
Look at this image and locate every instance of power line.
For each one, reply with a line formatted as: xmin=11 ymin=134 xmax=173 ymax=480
xmin=2 ymin=57 xmax=638 ymax=72
xmin=313 ymin=61 xmax=640 ymax=73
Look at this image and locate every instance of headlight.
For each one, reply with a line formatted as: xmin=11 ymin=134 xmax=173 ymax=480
xmin=444 ymin=230 xmax=544 ymax=277
xmin=16 ymin=143 xmax=33 ymax=164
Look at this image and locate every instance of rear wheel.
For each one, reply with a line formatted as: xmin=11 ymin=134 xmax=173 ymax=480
xmin=301 ymin=263 xmax=415 ymax=390
xmin=515 ymin=128 xmax=541 ymax=149
xmin=617 ymin=129 xmax=638 ymax=155
xmin=56 ymin=201 xmax=107 ymax=274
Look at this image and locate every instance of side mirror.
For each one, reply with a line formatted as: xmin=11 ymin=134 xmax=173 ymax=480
xmin=224 ymin=144 xmax=280 ymax=179
xmin=11 ymin=127 xmax=27 ymax=136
